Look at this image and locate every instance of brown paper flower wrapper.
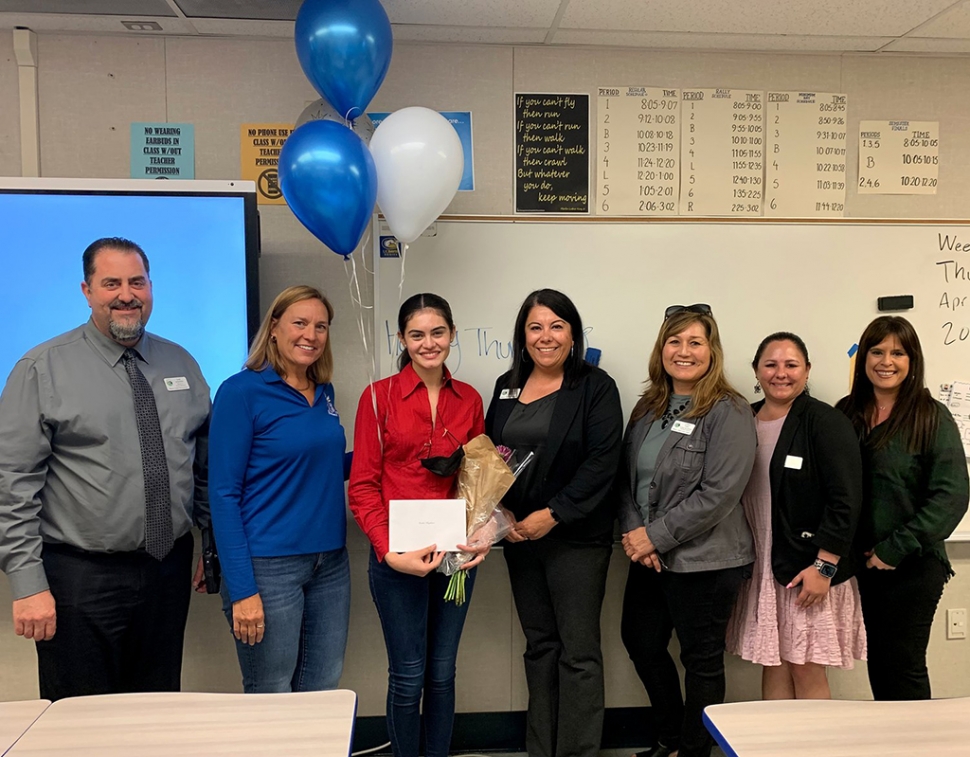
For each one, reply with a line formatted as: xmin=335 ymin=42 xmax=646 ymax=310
xmin=441 ymin=435 xmax=532 ymax=604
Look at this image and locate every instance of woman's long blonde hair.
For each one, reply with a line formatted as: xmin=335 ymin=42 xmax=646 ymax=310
xmin=630 ymin=311 xmax=743 ymax=423
xmin=245 ymin=285 xmax=335 ymax=383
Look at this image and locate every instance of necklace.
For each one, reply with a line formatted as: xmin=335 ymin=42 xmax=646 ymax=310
xmin=660 ymin=398 xmax=690 ymax=429
xmin=288 ymin=378 xmax=314 ymax=392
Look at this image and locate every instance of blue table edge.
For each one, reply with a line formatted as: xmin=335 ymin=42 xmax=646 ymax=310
xmin=702 ymin=708 xmax=740 ymax=757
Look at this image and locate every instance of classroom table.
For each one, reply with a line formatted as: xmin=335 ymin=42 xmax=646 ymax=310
xmin=0 ymin=701 xmax=50 ymax=756
xmin=703 ymin=697 xmax=970 ymax=757
xmin=5 ymin=689 xmax=357 ymax=757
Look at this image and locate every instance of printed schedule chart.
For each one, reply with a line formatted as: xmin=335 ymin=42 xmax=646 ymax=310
xmin=765 ymin=92 xmax=848 ymax=217
xmin=596 ymin=87 xmax=681 ymax=216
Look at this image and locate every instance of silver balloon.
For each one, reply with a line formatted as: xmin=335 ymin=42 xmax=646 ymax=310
xmin=295 ymin=98 xmax=375 ymax=144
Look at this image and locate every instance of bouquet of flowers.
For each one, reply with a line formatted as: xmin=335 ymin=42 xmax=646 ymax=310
xmin=440 ymin=435 xmax=533 ymax=605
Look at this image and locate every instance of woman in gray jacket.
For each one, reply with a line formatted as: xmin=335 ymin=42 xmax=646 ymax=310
xmin=618 ymin=305 xmax=756 ymax=757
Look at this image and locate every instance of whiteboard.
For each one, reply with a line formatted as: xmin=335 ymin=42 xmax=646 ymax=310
xmin=374 ymin=218 xmax=970 ymax=538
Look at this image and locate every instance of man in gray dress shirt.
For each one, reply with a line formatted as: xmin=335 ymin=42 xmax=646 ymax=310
xmin=0 ymin=237 xmax=211 ymax=700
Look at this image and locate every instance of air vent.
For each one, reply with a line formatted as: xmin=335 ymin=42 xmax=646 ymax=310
xmin=121 ymin=20 xmax=163 ymax=31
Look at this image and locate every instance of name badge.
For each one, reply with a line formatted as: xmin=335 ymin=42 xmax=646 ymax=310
xmin=671 ymin=420 xmax=695 ymax=435
xmin=785 ymin=455 xmax=803 ymax=470
xmin=164 ymin=377 xmax=190 ymax=391
xmin=499 ymin=388 xmax=521 ymax=400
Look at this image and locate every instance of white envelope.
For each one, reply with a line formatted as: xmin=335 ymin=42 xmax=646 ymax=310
xmin=389 ymin=499 xmax=467 ymax=553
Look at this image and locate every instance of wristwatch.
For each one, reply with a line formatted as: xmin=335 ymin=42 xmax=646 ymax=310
xmin=548 ymin=507 xmax=562 ymax=523
xmin=814 ymin=558 xmax=838 ymax=579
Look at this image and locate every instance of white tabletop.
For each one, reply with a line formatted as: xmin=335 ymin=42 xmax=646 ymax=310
xmin=0 ymin=701 xmax=50 ymax=756
xmin=6 ymin=690 xmax=357 ymax=757
xmin=704 ymin=697 xmax=970 ymax=757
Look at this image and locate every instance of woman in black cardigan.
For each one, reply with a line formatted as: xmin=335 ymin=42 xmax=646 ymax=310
xmin=726 ymin=332 xmax=866 ymax=700
xmin=486 ymin=289 xmax=623 ymax=757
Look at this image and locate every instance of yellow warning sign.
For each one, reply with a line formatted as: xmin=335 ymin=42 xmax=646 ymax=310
xmin=241 ymin=123 xmax=293 ymax=205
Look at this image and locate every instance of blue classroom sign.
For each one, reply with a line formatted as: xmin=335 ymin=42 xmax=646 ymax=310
xmin=130 ymin=123 xmax=195 ymax=179
xmin=368 ymin=111 xmax=474 ymax=191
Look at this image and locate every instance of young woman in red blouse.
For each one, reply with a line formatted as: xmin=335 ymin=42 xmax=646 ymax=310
xmin=349 ymin=293 xmax=487 ymax=757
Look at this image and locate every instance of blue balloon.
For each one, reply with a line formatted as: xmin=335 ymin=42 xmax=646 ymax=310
xmin=279 ymin=120 xmax=377 ymax=257
xmin=295 ymin=0 xmax=393 ymax=121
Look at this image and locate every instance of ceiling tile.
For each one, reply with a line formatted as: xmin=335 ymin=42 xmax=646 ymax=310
xmin=551 ymin=29 xmax=893 ymax=52
xmin=381 ymin=0 xmax=562 ymax=28
xmin=560 ymin=0 xmax=958 ymax=37
xmin=906 ymin=1 xmax=970 ymax=37
xmin=0 ymin=0 xmax=175 ymax=16
xmin=174 ymin=0 xmax=300 ymax=21
xmin=392 ymin=24 xmax=547 ymax=44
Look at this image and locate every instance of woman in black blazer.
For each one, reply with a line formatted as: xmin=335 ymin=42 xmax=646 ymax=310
xmin=726 ymin=332 xmax=866 ymax=700
xmin=485 ymin=289 xmax=623 ymax=757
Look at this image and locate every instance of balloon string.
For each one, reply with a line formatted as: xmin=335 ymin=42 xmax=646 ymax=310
xmin=353 ymin=222 xmax=380 ymax=448
xmin=360 ymin=242 xmax=375 ymax=275
xmin=348 ymin=224 xmax=374 ymax=309
xmin=397 ymin=241 xmax=408 ymax=302
xmin=342 ymin=254 xmax=370 ymax=355
xmin=359 ymin=219 xmax=375 ymax=275
xmin=343 ymin=243 xmax=383 ymax=456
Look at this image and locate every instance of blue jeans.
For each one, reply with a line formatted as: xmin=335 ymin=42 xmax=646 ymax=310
xmin=368 ymin=550 xmax=477 ymax=757
xmin=221 ymin=547 xmax=350 ymax=693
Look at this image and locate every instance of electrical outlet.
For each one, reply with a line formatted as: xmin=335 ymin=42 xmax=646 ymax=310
xmin=946 ymin=608 xmax=967 ymax=640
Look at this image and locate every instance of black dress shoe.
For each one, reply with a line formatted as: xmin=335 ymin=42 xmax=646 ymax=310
xmin=632 ymin=744 xmax=678 ymax=757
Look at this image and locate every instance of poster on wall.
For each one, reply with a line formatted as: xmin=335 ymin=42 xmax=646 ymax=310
xmin=240 ymin=123 xmax=293 ymax=205
xmin=130 ymin=123 xmax=195 ymax=179
xmin=369 ymin=111 xmax=474 ymax=191
xmin=514 ymin=93 xmax=590 ymax=213
xmin=858 ymin=120 xmax=939 ymax=195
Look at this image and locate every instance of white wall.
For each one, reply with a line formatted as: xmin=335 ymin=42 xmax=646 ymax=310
xmin=1 ymin=32 xmax=970 ymax=714
xmin=0 ymin=32 xmax=21 ymax=176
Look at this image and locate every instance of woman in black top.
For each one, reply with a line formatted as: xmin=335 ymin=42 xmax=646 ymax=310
xmin=726 ymin=332 xmax=865 ymax=700
xmin=485 ymin=289 xmax=623 ymax=757
xmin=838 ymin=316 xmax=969 ymax=700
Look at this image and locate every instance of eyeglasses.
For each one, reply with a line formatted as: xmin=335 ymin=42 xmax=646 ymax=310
xmin=664 ymin=303 xmax=713 ymax=320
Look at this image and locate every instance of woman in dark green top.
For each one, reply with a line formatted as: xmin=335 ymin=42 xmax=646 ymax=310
xmin=838 ymin=316 xmax=969 ymax=700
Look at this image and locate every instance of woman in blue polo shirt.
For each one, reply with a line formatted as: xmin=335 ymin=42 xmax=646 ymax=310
xmin=210 ymin=285 xmax=350 ymax=692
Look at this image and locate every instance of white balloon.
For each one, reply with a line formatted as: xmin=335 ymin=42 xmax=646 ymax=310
xmin=369 ymin=107 xmax=464 ymax=244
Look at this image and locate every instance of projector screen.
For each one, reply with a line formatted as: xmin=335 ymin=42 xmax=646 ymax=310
xmin=0 ymin=178 xmax=260 ymax=396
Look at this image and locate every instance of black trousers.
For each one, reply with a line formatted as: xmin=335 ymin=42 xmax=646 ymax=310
xmin=857 ymin=553 xmax=948 ymax=701
xmin=621 ymin=561 xmax=747 ymax=757
xmin=504 ymin=539 xmax=611 ymax=757
xmin=36 ymin=532 xmax=194 ymax=701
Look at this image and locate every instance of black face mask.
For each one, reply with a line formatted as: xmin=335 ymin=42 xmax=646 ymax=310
xmin=420 ymin=445 xmax=464 ymax=477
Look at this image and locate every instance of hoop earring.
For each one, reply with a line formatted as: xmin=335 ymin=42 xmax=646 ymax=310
xmin=521 ymin=348 xmax=531 ymax=362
